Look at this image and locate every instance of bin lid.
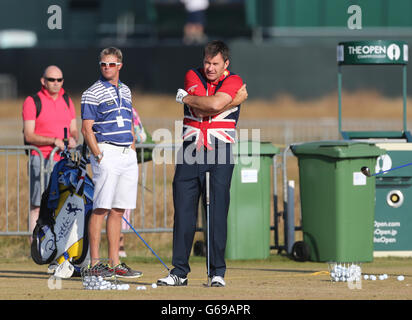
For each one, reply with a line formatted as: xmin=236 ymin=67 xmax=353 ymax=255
xmin=233 ymin=140 xmax=280 ymax=156
xmin=291 ymin=140 xmax=385 ymax=159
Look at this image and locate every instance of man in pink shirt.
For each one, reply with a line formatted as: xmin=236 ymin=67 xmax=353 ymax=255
xmin=22 ymin=65 xmax=78 ymax=252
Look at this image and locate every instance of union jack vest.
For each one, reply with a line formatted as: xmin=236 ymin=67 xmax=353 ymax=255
xmin=182 ymin=68 xmax=241 ymax=150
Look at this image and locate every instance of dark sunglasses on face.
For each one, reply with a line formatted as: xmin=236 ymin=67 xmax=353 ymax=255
xmin=45 ymin=77 xmax=63 ymax=82
xmin=99 ymin=61 xmax=121 ymax=68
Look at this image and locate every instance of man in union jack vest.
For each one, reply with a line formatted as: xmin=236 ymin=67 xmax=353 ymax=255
xmin=157 ymin=40 xmax=248 ymax=287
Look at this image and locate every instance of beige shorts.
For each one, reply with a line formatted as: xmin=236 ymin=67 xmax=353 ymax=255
xmin=91 ymin=143 xmax=138 ymax=210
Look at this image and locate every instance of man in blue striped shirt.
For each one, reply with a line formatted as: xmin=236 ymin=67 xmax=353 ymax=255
xmin=81 ymin=47 xmax=141 ymax=279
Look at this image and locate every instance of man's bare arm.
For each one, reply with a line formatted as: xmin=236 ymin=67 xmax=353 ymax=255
xmin=68 ymin=118 xmax=79 ymax=149
xmin=182 ymin=91 xmax=233 ymax=114
xmin=81 ymin=119 xmax=102 ymax=160
xmin=226 ymin=84 xmax=248 ymax=108
xmin=23 ymin=120 xmax=65 ymax=150
xmin=185 ymin=84 xmax=248 ymax=117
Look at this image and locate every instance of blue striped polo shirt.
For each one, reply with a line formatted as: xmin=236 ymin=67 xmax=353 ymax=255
xmin=81 ymin=76 xmax=134 ymax=146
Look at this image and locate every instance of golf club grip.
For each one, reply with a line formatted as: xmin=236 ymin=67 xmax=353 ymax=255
xmin=206 ymin=172 xmax=210 ymax=204
xmin=81 ymin=142 xmax=87 ymax=158
xmin=63 ymin=127 xmax=68 ymax=148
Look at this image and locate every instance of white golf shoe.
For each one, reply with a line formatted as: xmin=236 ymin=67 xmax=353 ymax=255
xmin=157 ymin=273 xmax=188 ymax=286
xmin=210 ymin=276 xmax=226 ymax=287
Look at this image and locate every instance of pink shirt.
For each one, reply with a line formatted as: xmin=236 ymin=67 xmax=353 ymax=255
xmin=22 ymin=87 xmax=76 ymax=161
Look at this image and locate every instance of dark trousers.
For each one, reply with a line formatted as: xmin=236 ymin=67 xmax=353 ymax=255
xmin=171 ymin=142 xmax=234 ymax=278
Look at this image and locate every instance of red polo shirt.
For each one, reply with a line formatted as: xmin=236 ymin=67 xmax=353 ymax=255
xmin=184 ymin=68 xmax=243 ymax=99
xmin=22 ymin=87 xmax=76 ymax=161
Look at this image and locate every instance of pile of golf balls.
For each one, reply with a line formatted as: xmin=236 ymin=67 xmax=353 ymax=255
xmin=82 ymin=276 xmax=130 ymax=290
xmin=329 ymin=263 xmax=362 ymax=282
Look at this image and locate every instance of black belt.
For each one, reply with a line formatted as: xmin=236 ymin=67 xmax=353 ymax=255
xmin=102 ymin=141 xmax=131 ymax=148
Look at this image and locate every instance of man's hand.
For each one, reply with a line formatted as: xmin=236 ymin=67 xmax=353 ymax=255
xmin=82 ymin=119 xmax=103 ymax=162
xmin=230 ymin=84 xmax=248 ymax=107
xmin=192 ymin=109 xmax=208 ymax=118
xmin=68 ymin=137 xmax=77 ymax=149
xmin=54 ymin=138 xmax=65 ymax=151
xmin=176 ymin=88 xmax=188 ymax=104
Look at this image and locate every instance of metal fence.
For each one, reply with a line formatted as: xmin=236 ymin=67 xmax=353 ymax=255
xmin=1 ymin=117 xmax=409 ymax=236
xmin=0 ymin=145 xmax=47 ymax=235
xmin=0 ymin=144 xmax=177 ymax=236
xmin=0 ymin=143 xmax=281 ymax=239
xmin=0 ymin=146 xmax=64 ymax=235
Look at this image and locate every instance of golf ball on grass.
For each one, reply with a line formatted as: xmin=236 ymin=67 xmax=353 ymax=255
xmin=136 ymin=285 xmax=147 ymax=290
xmin=116 ymin=284 xmax=130 ymax=290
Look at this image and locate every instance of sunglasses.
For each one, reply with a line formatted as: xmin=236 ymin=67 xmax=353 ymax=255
xmin=99 ymin=62 xmax=121 ymax=68
xmin=45 ymin=77 xmax=63 ymax=82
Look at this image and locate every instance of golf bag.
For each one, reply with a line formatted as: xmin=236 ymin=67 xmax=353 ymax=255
xmin=31 ymin=142 xmax=94 ymax=275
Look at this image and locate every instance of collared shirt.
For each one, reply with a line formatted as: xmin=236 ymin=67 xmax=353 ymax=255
xmin=182 ymin=68 xmax=243 ymax=148
xmin=22 ymin=87 xmax=76 ymax=161
xmin=81 ymin=76 xmax=134 ymax=146
xmin=184 ymin=68 xmax=242 ymax=99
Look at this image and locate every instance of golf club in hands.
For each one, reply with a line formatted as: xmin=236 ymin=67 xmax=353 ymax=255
xmin=361 ymin=161 xmax=412 ymax=177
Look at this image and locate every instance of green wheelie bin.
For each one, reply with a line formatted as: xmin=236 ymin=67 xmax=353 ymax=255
xmin=225 ymin=141 xmax=280 ymax=260
xmin=291 ymin=141 xmax=385 ymax=262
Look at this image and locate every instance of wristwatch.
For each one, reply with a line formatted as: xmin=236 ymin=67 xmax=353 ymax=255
xmin=95 ymin=153 xmax=103 ymax=162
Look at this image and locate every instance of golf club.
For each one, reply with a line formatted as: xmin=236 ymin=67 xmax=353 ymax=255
xmin=206 ymin=171 xmax=211 ymax=287
xmin=61 ymin=127 xmax=71 ymax=160
xmin=361 ymin=161 xmax=412 ymax=177
xmin=122 ymin=216 xmax=170 ymax=272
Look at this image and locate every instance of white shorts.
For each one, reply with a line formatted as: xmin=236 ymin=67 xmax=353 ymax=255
xmin=91 ymin=143 xmax=138 ymax=210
